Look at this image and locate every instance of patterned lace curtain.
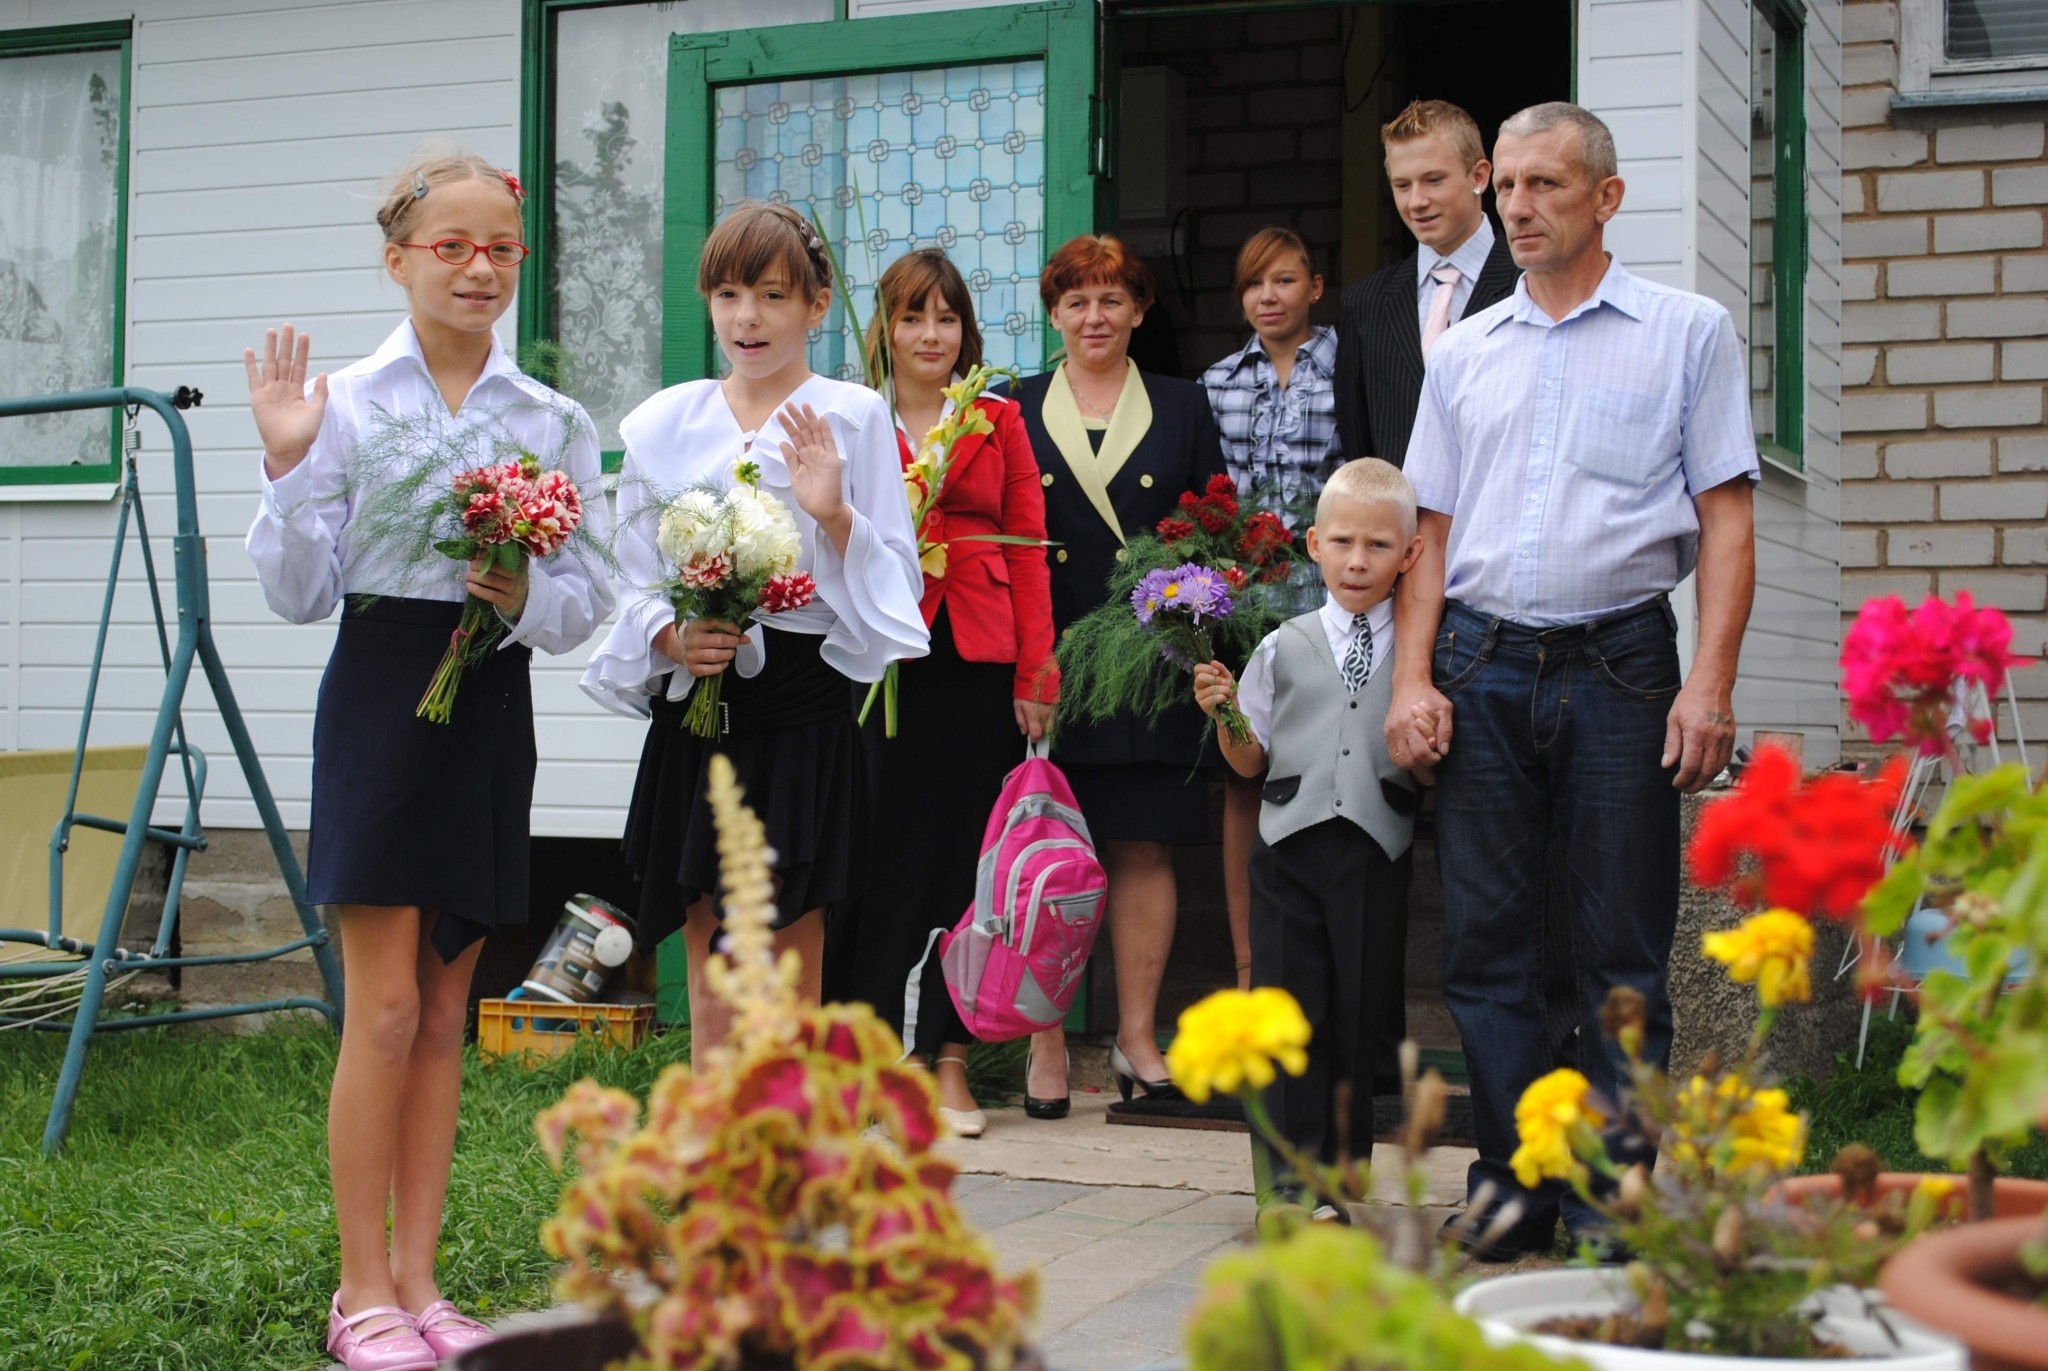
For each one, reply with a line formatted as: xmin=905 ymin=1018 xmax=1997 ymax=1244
xmin=0 ymin=47 xmax=121 ymax=469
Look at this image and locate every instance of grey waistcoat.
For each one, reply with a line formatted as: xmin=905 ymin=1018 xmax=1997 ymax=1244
xmin=1260 ymin=611 xmax=1420 ymax=858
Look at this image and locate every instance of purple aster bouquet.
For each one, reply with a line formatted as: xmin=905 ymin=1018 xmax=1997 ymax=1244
xmin=1132 ymin=563 xmax=1254 ymax=744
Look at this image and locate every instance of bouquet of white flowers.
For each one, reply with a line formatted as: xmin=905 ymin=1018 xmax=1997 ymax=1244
xmin=656 ymin=458 xmax=817 ymax=738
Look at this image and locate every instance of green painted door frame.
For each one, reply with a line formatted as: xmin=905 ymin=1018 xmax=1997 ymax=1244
xmin=660 ymin=0 xmax=1099 ymax=388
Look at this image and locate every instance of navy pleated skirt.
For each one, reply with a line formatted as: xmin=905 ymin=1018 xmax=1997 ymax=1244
xmin=306 ymin=595 xmax=535 ymax=963
xmin=622 ymin=626 xmax=865 ymax=950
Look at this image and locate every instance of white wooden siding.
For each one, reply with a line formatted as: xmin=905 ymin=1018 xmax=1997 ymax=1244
xmin=0 ymin=0 xmax=651 ymax=837
xmin=1581 ymin=0 xmax=1846 ymax=766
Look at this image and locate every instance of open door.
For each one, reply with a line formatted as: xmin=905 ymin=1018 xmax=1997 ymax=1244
xmin=661 ymin=1 xmax=1100 ymax=386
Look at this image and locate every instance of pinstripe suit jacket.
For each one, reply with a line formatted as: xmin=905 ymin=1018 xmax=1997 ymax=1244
xmin=1333 ymin=231 xmax=1520 ymax=468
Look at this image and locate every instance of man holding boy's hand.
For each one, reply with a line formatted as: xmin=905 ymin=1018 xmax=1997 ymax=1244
xmin=1387 ymin=102 xmax=1757 ymax=1260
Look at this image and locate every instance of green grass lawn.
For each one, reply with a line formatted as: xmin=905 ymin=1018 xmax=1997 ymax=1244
xmin=0 ymin=1020 xmax=692 ymax=1371
xmin=1787 ymin=1011 xmax=2048 ymax=1178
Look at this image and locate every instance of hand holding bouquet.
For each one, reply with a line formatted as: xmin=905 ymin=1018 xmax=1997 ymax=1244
xmin=1056 ymin=474 xmax=1295 ymax=753
xmin=419 ymin=455 xmax=584 ymax=722
xmin=658 ymin=459 xmax=817 ymax=738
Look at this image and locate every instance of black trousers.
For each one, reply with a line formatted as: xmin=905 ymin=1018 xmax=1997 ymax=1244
xmin=1249 ymin=818 xmax=1412 ymax=1192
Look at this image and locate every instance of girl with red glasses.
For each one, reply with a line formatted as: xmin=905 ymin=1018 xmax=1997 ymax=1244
xmin=243 ymin=148 xmax=611 ymax=1371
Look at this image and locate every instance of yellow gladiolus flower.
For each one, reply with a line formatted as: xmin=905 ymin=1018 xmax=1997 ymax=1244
xmin=1165 ymin=987 xmax=1311 ymax=1104
xmin=1510 ymin=1068 xmax=1604 ymax=1189
xmin=1702 ymin=909 xmax=1813 ymax=1008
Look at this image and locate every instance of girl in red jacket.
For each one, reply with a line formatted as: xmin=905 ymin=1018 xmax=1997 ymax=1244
xmin=822 ymin=249 xmax=1059 ymax=1135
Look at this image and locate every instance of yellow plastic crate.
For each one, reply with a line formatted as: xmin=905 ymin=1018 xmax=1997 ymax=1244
xmin=476 ymin=998 xmax=653 ymax=1064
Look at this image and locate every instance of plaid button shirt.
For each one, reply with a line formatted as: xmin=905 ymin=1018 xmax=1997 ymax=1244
xmin=1201 ymin=325 xmax=1342 ymax=523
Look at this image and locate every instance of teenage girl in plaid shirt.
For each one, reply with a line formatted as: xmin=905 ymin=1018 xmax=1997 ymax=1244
xmin=1200 ymin=227 xmax=1343 ymax=992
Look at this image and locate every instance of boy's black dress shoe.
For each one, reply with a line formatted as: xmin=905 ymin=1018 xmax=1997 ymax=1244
xmin=1440 ymin=1208 xmax=1559 ymax=1262
xmin=1564 ymin=1216 xmax=1633 ymax=1264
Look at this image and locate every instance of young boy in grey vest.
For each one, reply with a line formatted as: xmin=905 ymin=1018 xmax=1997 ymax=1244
xmin=1195 ymin=457 xmax=1425 ymax=1217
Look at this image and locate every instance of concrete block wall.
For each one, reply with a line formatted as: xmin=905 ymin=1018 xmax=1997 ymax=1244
xmin=1118 ymin=8 xmax=1348 ymax=375
xmin=1840 ymin=0 xmax=2048 ymax=738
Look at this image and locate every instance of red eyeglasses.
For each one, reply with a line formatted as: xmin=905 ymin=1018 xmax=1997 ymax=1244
xmin=400 ymin=238 xmax=530 ymax=267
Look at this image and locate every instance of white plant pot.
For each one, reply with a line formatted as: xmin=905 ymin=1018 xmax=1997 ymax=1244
xmin=1451 ymin=1268 xmax=1965 ymax=1371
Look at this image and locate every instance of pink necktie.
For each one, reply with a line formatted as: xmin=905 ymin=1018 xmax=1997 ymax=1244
xmin=1422 ymin=264 xmax=1462 ymax=357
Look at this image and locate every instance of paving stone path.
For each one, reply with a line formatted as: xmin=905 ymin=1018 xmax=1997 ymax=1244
xmin=329 ymin=1092 xmax=1489 ymax=1371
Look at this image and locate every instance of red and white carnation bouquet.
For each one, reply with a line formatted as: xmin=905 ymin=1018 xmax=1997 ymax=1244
xmin=420 ymin=454 xmax=585 ymax=722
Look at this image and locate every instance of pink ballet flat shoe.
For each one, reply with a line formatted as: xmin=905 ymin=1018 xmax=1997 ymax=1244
xmin=415 ymin=1299 xmax=497 ymax=1359
xmin=326 ymin=1293 xmax=437 ymax=1371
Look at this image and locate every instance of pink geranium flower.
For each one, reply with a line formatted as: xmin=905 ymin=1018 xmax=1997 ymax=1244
xmin=1840 ymin=592 xmax=2022 ymax=753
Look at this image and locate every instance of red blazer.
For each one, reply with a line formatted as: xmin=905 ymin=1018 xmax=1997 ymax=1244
xmin=899 ymin=394 xmax=1060 ymax=704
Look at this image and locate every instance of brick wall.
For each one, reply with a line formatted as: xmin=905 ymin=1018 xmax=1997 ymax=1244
xmin=1119 ymin=9 xmax=1348 ymax=375
xmin=1840 ymin=0 xmax=2048 ymax=737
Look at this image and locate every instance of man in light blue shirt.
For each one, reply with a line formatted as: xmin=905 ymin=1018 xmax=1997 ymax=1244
xmin=1386 ymin=102 xmax=1759 ymax=1261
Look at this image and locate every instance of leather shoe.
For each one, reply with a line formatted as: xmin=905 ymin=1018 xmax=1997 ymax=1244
xmin=1441 ymin=1207 xmax=1558 ymax=1263
xmin=1023 ymin=1049 xmax=1070 ymax=1120
xmin=1564 ymin=1218 xmax=1633 ymax=1264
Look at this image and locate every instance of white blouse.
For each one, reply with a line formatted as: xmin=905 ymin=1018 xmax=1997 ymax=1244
xmin=580 ymin=374 xmax=930 ymax=721
xmin=244 ymin=320 xmax=615 ymax=659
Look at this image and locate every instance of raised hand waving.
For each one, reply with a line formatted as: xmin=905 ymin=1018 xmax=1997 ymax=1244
xmin=245 ymin=323 xmax=328 ymax=478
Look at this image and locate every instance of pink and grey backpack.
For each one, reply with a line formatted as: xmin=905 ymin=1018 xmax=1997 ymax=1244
xmin=907 ymin=750 xmax=1107 ymax=1045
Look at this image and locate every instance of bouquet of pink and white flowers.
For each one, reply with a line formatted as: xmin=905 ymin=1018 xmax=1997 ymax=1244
xmin=419 ymin=453 xmax=585 ymax=722
xmin=657 ymin=458 xmax=818 ymax=737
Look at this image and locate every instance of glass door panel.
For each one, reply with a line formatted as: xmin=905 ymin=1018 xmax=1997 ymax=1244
xmin=714 ymin=59 xmax=1048 ymax=381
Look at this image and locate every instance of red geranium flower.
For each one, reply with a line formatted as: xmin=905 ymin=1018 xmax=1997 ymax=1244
xmin=1178 ymin=490 xmax=1200 ymax=513
xmin=1237 ymin=510 xmax=1293 ymax=565
xmin=1205 ymin=474 xmax=1238 ymax=499
xmin=1687 ymin=745 xmax=1910 ymax=921
xmin=1195 ymin=502 xmax=1232 ymax=534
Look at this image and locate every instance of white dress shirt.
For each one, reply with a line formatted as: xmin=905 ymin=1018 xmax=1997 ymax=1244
xmin=1414 ymin=216 xmax=1496 ymax=338
xmin=1405 ymin=257 xmax=1760 ymax=627
xmin=580 ymin=374 xmax=930 ymax=720
xmin=245 ymin=320 xmax=615 ymax=657
xmin=1234 ymin=595 xmax=1395 ymax=750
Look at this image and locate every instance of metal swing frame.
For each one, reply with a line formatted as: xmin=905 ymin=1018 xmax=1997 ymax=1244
xmin=0 ymin=386 xmax=343 ymax=1154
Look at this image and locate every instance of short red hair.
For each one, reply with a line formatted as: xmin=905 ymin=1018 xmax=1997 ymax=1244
xmin=1039 ymin=234 xmax=1155 ymax=313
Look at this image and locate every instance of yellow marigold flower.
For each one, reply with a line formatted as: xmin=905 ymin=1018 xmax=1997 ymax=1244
xmin=1725 ymin=1086 xmax=1805 ymax=1175
xmin=1164 ymin=987 xmax=1311 ymax=1104
xmin=1670 ymin=1074 xmax=1807 ymax=1176
xmin=1509 ymin=1068 xmax=1604 ymax=1189
xmin=1702 ymin=909 xmax=1813 ymax=1007
xmin=1915 ymin=1174 xmax=1960 ymax=1203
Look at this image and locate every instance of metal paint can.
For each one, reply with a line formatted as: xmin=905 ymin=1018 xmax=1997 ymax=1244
xmin=521 ymin=894 xmax=637 ymax=1005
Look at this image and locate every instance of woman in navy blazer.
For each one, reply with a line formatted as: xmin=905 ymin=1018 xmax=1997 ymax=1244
xmin=823 ymin=249 xmax=1058 ymax=1136
xmin=1010 ymin=235 xmax=1227 ymax=1113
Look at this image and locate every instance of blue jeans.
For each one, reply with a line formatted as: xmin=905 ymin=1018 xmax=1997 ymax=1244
xmin=1432 ymin=597 xmax=1681 ymax=1227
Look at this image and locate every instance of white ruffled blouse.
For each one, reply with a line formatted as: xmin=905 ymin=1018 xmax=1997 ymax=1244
xmin=244 ymin=320 xmax=615 ymax=658
xmin=579 ymin=374 xmax=930 ymax=721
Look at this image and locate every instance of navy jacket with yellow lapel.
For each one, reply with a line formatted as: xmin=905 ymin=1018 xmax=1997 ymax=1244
xmin=1010 ymin=367 xmax=1226 ymax=766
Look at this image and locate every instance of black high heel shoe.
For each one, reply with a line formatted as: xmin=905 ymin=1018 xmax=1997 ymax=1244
xmin=1108 ymin=1041 xmax=1183 ymax=1103
xmin=1023 ymin=1049 xmax=1070 ymax=1120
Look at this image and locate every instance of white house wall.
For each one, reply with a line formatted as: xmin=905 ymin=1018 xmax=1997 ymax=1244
xmin=1580 ymin=0 xmax=1846 ymax=766
xmin=0 ymin=0 xmax=633 ymax=834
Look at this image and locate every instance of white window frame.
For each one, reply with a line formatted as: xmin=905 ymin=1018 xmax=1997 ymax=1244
xmin=1899 ymin=0 xmax=2048 ymax=105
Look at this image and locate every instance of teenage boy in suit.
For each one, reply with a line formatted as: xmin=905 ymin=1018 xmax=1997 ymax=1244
xmin=1335 ymin=98 xmax=1519 ymax=469
xmin=1193 ymin=458 xmax=1424 ymax=1217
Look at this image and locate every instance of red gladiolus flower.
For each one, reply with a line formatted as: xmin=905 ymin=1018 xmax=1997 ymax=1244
xmin=1156 ymin=516 xmax=1197 ymax=543
xmin=1840 ymin=592 xmax=2023 ymax=754
xmin=1687 ymin=745 xmax=1910 ymax=920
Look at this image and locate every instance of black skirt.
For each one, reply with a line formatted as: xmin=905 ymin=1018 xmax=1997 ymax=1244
xmin=306 ymin=595 xmax=535 ymax=964
xmin=621 ymin=627 xmax=864 ymax=949
xmin=823 ymin=609 xmax=1018 ymax=1052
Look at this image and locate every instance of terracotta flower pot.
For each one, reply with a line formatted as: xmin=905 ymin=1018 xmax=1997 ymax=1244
xmin=1771 ymin=1171 xmax=2048 ymax=1220
xmin=1880 ymin=1217 xmax=2048 ymax=1371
